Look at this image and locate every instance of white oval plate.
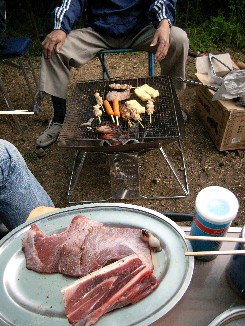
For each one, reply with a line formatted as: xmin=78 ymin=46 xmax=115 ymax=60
xmin=0 ymin=203 xmax=194 ymax=326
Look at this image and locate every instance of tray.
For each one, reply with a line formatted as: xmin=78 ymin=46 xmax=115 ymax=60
xmin=0 ymin=203 xmax=194 ymax=325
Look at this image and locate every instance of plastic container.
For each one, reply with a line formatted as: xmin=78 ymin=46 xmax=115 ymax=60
xmin=226 ymin=226 xmax=245 ymax=300
xmin=190 ymin=186 xmax=239 ymax=261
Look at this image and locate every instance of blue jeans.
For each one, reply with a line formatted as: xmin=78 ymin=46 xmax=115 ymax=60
xmin=0 ymin=140 xmax=54 ymax=231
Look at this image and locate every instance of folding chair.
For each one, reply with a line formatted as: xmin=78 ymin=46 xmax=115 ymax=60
xmin=97 ymin=48 xmax=155 ymax=80
xmin=0 ymin=37 xmax=40 ymax=131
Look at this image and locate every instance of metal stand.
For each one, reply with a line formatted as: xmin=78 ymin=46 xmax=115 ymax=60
xmin=67 ymin=140 xmax=189 ymax=204
xmin=59 ymin=76 xmax=189 ymax=204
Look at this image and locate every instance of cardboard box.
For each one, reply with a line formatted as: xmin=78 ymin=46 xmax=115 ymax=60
xmin=196 ymin=53 xmax=233 ymax=76
xmin=195 ymin=73 xmax=245 ymax=151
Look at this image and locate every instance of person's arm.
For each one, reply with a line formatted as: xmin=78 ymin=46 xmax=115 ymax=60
xmin=42 ymin=0 xmax=86 ymax=59
xmin=149 ymin=0 xmax=177 ymax=29
xmin=53 ymin=0 xmax=86 ymax=35
xmin=149 ymin=0 xmax=177 ymax=62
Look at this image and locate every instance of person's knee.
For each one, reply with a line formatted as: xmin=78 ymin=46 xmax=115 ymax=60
xmin=170 ymin=27 xmax=189 ymax=51
xmin=0 ymin=140 xmax=13 ymax=165
xmin=0 ymin=140 xmax=25 ymax=180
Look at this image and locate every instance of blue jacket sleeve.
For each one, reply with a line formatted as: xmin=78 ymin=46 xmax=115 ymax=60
xmin=53 ymin=0 xmax=87 ymax=34
xmin=149 ymin=0 xmax=177 ymax=28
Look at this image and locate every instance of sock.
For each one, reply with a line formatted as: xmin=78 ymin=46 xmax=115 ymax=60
xmin=52 ymin=96 xmax=66 ymax=124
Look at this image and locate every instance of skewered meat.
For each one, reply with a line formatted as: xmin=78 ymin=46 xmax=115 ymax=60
xmin=94 ymin=92 xmax=103 ymax=106
xmin=106 ymin=89 xmax=131 ymax=101
xmin=131 ymin=112 xmax=142 ymax=122
xmin=93 ymin=104 xmax=102 ymax=123
xmin=146 ymin=99 xmax=154 ymax=123
xmin=120 ymin=105 xmax=131 ymax=121
xmin=93 ymin=104 xmax=102 ymax=117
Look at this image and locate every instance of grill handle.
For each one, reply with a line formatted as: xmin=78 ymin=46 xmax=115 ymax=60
xmin=176 ymin=77 xmax=218 ymax=91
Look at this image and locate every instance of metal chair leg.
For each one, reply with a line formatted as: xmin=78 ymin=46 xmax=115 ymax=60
xmin=97 ymin=52 xmax=111 ymax=80
xmin=0 ymin=77 xmax=23 ymax=133
xmin=148 ymin=52 xmax=154 ymax=77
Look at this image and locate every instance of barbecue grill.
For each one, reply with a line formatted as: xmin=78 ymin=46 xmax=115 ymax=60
xmin=58 ymin=75 xmax=189 ymax=202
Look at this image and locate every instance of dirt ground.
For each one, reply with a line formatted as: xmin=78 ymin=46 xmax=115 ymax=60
xmin=0 ymin=52 xmax=244 ymax=227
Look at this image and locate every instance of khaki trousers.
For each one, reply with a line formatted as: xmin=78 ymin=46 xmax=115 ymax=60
xmin=39 ymin=25 xmax=189 ymax=99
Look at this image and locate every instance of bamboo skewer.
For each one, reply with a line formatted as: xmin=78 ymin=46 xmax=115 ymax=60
xmin=185 ymin=235 xmax=245 ymax=243
xmin=0 ymin=110 xmax=34 ymax=115
xmin=185 ymin=235 xmax=245 ymax=256
xmin=185 ymin=250 xmax=245 ymax=257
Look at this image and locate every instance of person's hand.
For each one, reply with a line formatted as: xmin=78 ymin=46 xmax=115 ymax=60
xmin=150 ymin=19 xmax=171 ymax=63
xmin=26 ymin=206 xmax=59 ymax=221
xmin=42 ymin=29 xmax=67 ymax=59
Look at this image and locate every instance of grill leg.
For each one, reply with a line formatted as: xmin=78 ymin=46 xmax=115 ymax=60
xmin=67 ymin=150 xmax=87 ymax=203
xmin=159 ymin=140 xmax=189 ymax=197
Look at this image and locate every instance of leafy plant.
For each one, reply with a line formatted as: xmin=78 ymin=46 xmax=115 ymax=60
xmin=187 ymin=13 xmax=244 ymax=52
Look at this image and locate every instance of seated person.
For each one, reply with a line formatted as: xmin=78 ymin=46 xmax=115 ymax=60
xmin=0 ymin=139 xmax=55 ymax=232
xmin=36 ymin=0 xmax=189 ymax=147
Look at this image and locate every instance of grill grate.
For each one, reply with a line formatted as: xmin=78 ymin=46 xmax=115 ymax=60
xmin=58 ymin=76 xmax=185 ymax=152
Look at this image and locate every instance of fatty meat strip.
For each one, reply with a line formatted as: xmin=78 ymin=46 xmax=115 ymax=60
xmin=61 ymin=254 xmax=159 ymax=326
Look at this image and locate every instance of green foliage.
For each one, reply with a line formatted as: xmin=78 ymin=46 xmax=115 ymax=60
xmin=176 ymin=0 xmax=244 ymax=52
xmin=188 ymin=14 xmax=244 ymax=52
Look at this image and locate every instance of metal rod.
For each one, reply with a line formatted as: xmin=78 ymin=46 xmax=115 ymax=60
xmin=176 ymin=77 xmax=218 ymax=91
xmin=186 ymin=235 xmax=245 ymax=243
xmin=67 ymin=150 xmax=87 ymax=202
xmin=159 ymin=144 xmax=189 ymax=196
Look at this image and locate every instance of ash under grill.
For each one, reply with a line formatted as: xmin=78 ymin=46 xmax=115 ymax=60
xmin=58 ymin=76 xmax=185 ymax=152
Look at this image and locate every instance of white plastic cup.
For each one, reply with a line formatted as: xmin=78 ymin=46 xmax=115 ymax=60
xmin=190 ymin=186 xmax=239 ymax=261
